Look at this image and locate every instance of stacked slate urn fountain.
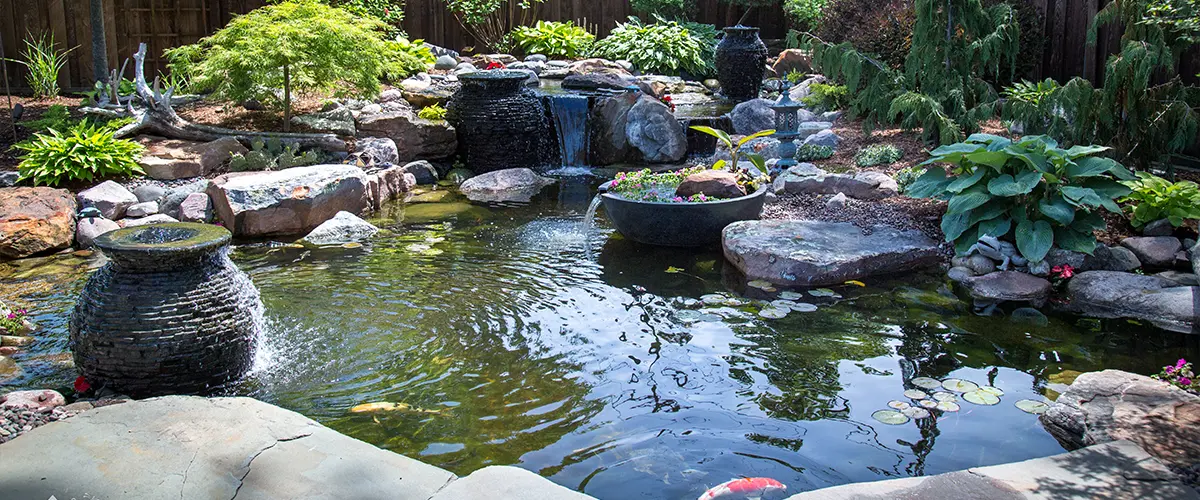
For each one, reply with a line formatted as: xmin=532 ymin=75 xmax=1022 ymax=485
xmin=447 ymin=70 xmax=551 ymax=173
xmin=70 ymin=223 xmax=262 ymax=396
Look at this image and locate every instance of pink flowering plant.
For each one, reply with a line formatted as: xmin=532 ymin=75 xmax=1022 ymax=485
xmin=0 ymin=306 xmax=30 ymax=334
xmin=609 ymin=167 xmax=713 ymax=203
xmin=1152 ymin=358 xmax=1198 ymax=394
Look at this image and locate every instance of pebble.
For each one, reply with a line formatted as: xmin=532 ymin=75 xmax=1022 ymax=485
xmin=0 ymin=405 xmax=80 ymax=444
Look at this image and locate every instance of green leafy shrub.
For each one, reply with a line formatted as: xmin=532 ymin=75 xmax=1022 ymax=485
xmin=5 ymin=32 xmax=74 ymax=98
xmin=1120 ymin=172 xmax=1200 ymax=229
xmin=816 ymin=0 xmax=915 ymax=70
xmin=229 ymin=138 xmax=324 ymax=172
xmin=510 ymin=21 xmax=595 ymax=59
xmin=906 ymin=134 xmax=1133 ymax=261
xmin=418 ymin=104 xmax=448 ymax=120
xmin=383 ymin=38 xmax=436 ymax=81
xmin=325 ymin=0 xmax=406 ymax=35
xmin=165 ymin=0 xmax=392 ymax=130
xmin=785 ymin=70 xmax=805 ymax=84
xmin=796 ymin=144 xmax=834 ymax=161
xmin=18 ymin=105 xmax=72 ymax=134
xmin=784 ymin=0 xmax=829 ymax=32
xmin=15 ymin=120 xmax=145 ymax=186
xmin=593 ymin=17 xmax=710 ymax=77
xmin=631 ymin=0 xmax=696 ymax=19
xmin=855 ymin=144 xmax=904 ymax=167
xmin=894 ymin=166 xmax=926 ymax=194
xmin=801 ymin=83 xmax=849 ymax=112
xmin=442 ymin=0 xmax=549 ymax=52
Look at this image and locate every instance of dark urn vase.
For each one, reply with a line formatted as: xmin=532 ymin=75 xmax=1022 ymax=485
xmin=600 ymin=185 xmax=767 ymax=247
xmin=447 ymin=71 xmax=550 ymax=173
xmin=716 ymin=26 xmax=769 ymax=102
xmin=70 ymin=223 xmax=262 ymax=397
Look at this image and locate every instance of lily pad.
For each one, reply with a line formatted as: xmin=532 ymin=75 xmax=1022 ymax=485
xmin=942 ymin=379 xmax=980 ymax=393
xmin=872 ymin=409 xmax=910 ymax=425
xmin=911 ymin=377 xmax=942 ymax=390
xmin=902 ymin=406 xmax=931 ymax=420
xmin=809 ymin=288 xmax=841 ymax=298
xmin=758 ymin=308 xmax=789 ymax=319
xmin=701 ymin=294 xmax=726 ymax=305
xmin=725 ymin=298 xmax=747 ymax=307
xmin=778 ymin=291 xmax=805 ymax=300
xmin=978 ymin=386 xmax=1005 ymax=397
xmin=936 ymin=401 xmax=961 ymax=412
xmin=1015 ymin=399 xmax=1049 ymax=414
xmin=903 ymin=389 xmax=929 ymax=400
xmin=790 ymin=302 xmax=818 ymax=312
xmin=963 ymin=390 xmax=1001 ymax=406
xmin=932 ymin=392 xmax=957 ymax=403
xmin=918 ymin=400 xmax=939 ymax=409
xmin=748 ymin=280 xmax=777 ymax=291
xmin=887 ymin=400 xmax=912 ymax=410
xmin=771 ymin=299 xmax=798 ymax=310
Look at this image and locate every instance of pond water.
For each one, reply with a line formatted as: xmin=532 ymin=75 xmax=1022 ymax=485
xmin=4 ymin=178 xmax=1198 ymax=500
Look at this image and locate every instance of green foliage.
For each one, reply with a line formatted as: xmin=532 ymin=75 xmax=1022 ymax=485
xmin=18 ymin=105 xmax=72 ymax=134
xmin=1120 ymin=172 xmax=1200 ymax=228
xmin=510 ymin=21 xmax=595 ymax=59
xmin=1005 ymin=0 xmax=1199 ymax=169
xmin=325 ymin=0 xmax=407 ymax=35
xmin=15 ymin=120 xmax=145 ymax=187
xmin=441 ymin=0 xmax=549 ymax=52
xmin=383 ymin=38 xmax=437 ymax=81
xmin=785 ymin=70 xmax=805 ymax=84
xmin=4 ymin=32 xmax=74 ymax=99
xmin=816 ymin=0 xmax=915 ymax=70
xmin=229 ymin=138 xmax=324 ymax=172
xmin=691 ymin=126 xmax=774 ymax=181
xmin=801 ymin=83 xmax=849 ymax=112
xmin=906 ymin=134 xmax=1133 ymax=262
xmin=784 ymin=0 xmax=829 ymax=32
xmin=855 ymin=144 xmax=904 ymax=167
xmin=894 ymin=165 xmax=927 ymax=194
xmin=1142 ymin=0 xmax=1200 ymax=46
xmin=418 ymin=104 xmax=448 ymax=120
xmin=631 ymin=0 xmax=696 ymax=19
xmin=594 ymin=17 xmax=712 ymax=77
xmin=796 ymin=144 xmax=835 ymax=161
xmin=165 ymin=1 xmax=391 ymax=123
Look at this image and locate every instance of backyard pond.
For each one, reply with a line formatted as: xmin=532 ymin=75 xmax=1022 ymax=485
xmin=4 ymin=177 xmax=1198 ymax=500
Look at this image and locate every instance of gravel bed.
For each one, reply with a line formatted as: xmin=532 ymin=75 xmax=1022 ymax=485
xmin=0 ymin=406 xmax=80 ymax=444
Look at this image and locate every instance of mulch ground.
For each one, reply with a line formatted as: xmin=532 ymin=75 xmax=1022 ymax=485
xmin=0 ymin=96 xmax=86 ymax=171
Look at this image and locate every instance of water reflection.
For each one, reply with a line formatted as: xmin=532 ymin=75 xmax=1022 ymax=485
xmin=1 ymin=181 xmax=1197 ymax=500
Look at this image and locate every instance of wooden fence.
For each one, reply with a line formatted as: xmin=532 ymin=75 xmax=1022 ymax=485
xmin=1 ymin=0 xmax=1196 ymax=92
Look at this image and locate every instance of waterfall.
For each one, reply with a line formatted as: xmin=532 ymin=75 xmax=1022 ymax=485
xmin=546 ymin=94 xmax=590 ymax=168
xmin=584 ymin=195 xmax=603 ymax=232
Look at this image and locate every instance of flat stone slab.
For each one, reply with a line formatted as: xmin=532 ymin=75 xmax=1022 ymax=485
xmin=1062 ymin=271 xmax=1199 ymax=333
xmin=960 ymin=271 xmax=1053 ymax=304
xmin=786 ymin=440 xmax=1198 ymax=500
xmin=723 ymin=220 xmax=942 ymax=286
xmin=0 ymin=396 xmax=595 ymax=500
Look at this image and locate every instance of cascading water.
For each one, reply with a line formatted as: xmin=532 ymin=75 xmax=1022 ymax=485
xmin=546 ymin=94 xmax=590 ymax=169
xmin=584 ymin=195 xmax=603 ymax=232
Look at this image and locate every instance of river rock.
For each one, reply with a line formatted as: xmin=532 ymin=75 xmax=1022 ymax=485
xmin=137 ymin=136 xmax=247 ymax=180
xmin=0 ymin=187 xmax=76 ymax=259
xmin=434 ymin=55 xmax=457 ymax=70
xmin=803 ymin=129 xmax=841 ymax=149
xmin=1142 ymin=218 xmax=1175 ymax=237
xmin=1063 ymin=271 xmax=1198 ymax=333
xmin=400 ymin=73 xmax=433 ymax=94
xmin=355 ymin=137 xmax=399 ymax=167
xmin=356 ymin=110 xmax=457 ymax=161
xmin=160 ymin=180 xmax=210 ymax=219
xmin=0 ymin=171 xmax=19 ymax=188
xmin=1121 ymin=237 xmax=1183 ymax=269
xmin=207 ymin=165 xmax=369 ymax=237
xmin=730 ymin=98 xmax=775 ymax=135
xmin=788 ymin=75 xmax=827 ymax=101
xmin=459 ymin=168 xmax=554 ymax=203
xmin=782 ymin=165 xmax=896 ymax=200
xmin=1090 ymin=245 xmax=1142 ymax=272
xmin=125 ymin=201 xmax=159 ymax=218
xmin=364 ymin=165 xmax=417 ymax=211
xmin=676 ymin=171 xmax=745 ymax=199
xmin=772 ymin=49 xmax=812 ymax=77
xmin=121 ymin=214 xmax=179 ymax=227
xmin=825 ymin=192 xmax=848 ymax=210
xmin=302 ymin=211 xmax=379 ymax=245
xmin=959 ymin=271 xmax=1052 ymax=304
xmin=132 ymin=185 xmax=166 ymax=203
xmin=567 ymin=58 xmax=631 ymax=78
xmin=722 ymin=220 xmax=942 ymax=286
xmin=1041 ymin=369 xmax=1200 ymax=471
xmin=77 ymin=181 xmax=137 ymax=220
xmin=178 ymin=193 xmax=213 ymax=223
xmin=626 ymin=97 xmax=688 ymax=163
xmin=1 ymin=389 xmax=65 ymax=411
xmin=75 ymin=216 xmax=120 ymax=248
xmin=1155 ymin=270 xmax=1200 ymax=286
xmin=400 ymin=161 xmax=439 ymax=185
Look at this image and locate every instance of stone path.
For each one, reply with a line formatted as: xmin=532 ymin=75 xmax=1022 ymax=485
xmin=786 ymin=440 xmax=1198 ymax=500
xmin=0 ymin=396 xmax=593 ymax=500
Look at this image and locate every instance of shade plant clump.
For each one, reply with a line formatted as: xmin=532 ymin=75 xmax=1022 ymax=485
xmin=906 ymin=134 xmax=1134 ymax=262
xmin=15 ymin=120 xmax=145 ymax=187
xmin=593 ymin=17 xmax=713 ymax=77
xmin=855 ymin=144 xmax=904 ymax=167
xmin=510 ymin=21 xmax=595 ymax=59
xmin=1119 ymin=173 xmax=1200 ymax=229
xmin=5 ymin=32 xmax=74 ymax=99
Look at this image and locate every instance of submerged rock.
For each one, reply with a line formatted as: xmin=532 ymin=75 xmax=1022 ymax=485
xmin=1062 ymin=271 xmax=1198 ymax=333
xmin=459 ymin=168 xmax=554 ymax=203
xmin=0 ymin=187 xmax=77 ymax=259
xmin=722 ymin=220 xmax=942 ymax=286
xmin=959 ymin=271 xmax=1052 ymax=305
xmin=302 ymin=211 xmax=379 ymax=245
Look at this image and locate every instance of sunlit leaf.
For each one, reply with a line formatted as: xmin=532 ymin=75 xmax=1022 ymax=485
xmin=941 ymin=379 xmax=980 ymax=393
xmin=963 ymin=390 xmax=1001 ymax=405
xmin=872 ymin=409 xmax=910 ymax=425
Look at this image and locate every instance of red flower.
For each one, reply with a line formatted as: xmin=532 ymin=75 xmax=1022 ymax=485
xmin=485 ymin=61 xmax=506 ymax=70
xmin=74 ymin=376 xmax=92 ymax=394
xmin=1051 ymin=265 xmax=1075 ymax=279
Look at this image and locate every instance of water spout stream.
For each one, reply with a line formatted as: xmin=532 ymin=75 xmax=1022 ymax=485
xmin=546 ymin=94 xmax=590 ymax=168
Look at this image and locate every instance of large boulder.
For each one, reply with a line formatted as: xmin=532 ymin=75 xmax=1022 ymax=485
xmin=207 ymin=165 xmax=370 ymax=237
xmin=730 ymin=98 xmax=775 ymax=135
xmin=803 ymin=129 xmax=841 ymax=149
xmin=356 ymin=110 xmax=457 ymax=161
xmin=590 ymin=94 xmax=687 ymax=165
xmin=562 ymin=73 xmax=637 ymax=92
xmin=302 ymin=211 xmax=379 ymax=245
xmin=459 ymin=168 xmax=554 ymax=203
xmin=1041 ymin=369 xmax=1200 ymax=471
xmin=959 ymin=271 xmax=1053 ymax=304
xmin=364 ymin=164 xmax=417 ymax=211
xmin=1062 ymin=271 xmax=1199 ymax=333
xmin=723 ymin=220 xmax=943 ymax=286
xmin=136 ymin=136 xmax=247 ymax=180
xmin=291 ymin=107 xmax=355 ymax=136
xmin=1120 ymin=236 xmax=1183 ymax=269
xmin=77 ymin=180 xmax=137 ymax=220
xmin=0 ymin=187 xmax=77 ymax=259
xmin=771 ymin=49 xmax=812 ymax=77
xmin=354 ymin=137 xmax=400 ymax=166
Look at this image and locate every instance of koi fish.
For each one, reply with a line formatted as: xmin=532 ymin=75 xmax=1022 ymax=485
xmin=698 ymin=477 xmax=787 ymax=500
xmin=350 ymin=402 xmax=444 ymax=415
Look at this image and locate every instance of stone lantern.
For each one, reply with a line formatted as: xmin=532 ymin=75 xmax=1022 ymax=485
xmin=770 ymin=83 xmax=802 ymax=173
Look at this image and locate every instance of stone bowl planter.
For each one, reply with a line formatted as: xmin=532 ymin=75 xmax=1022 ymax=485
xmin=599 ymin=184 xmax=767 ymax=247
xmin=70 ymin=223 xmax=262 ymax=397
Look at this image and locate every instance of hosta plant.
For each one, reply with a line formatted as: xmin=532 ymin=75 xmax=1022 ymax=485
xmin=510 ymin=21 xmax=594 ymax=59
xmin=593 ymin=17 xmax=710 ymax=77
xmin=418 ymin=104 xmax=448 ymax=121
xmin=15 ymin=120 xmax=145 ymax=187
xmin=1120 ymin=172 xmax=1200 ymax=229
xmin=906 ymin=134 xmax=1134 ymax=262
